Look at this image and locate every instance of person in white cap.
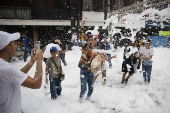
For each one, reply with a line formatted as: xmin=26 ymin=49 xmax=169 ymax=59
xmin=55 ymin=39 xmax=68 ymax=66
xmin=0 ymin=31 xmax=43 ymax=113
xmin=43 ymin=39 xmax=61 ymax=63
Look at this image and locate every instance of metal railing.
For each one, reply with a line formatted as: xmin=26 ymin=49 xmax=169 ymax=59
xmin=0 ymin=0 xmax=32 ymax=19
xmin=0 ymin=6 xmax=31 ymax=19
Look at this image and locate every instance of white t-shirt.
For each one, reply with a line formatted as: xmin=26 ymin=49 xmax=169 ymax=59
xmin=140 ymin=47 xmax=154 ymax=60
xmin=72 ymin=34 xmax=77 ymax=42
xmin=139 ymin=46 xmax=145 ymax=55
xmin=43 ymin=43 xmax=61 ymax=58
xmin=0 ymin=58 xmax=28 ymax=113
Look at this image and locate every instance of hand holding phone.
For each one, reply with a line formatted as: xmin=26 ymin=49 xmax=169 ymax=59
xmin=34 ymin=41 xmax=40 ymax=55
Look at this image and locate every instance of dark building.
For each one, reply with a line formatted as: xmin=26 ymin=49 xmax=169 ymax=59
xmin=0 ymin=0 xmax=109 ymax=48
xmin=0 ymin=0 xmax=83 ymax=48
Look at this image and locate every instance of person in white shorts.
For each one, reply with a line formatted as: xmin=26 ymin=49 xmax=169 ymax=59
xmin=94 ymin=43 xmax=116 ymax=85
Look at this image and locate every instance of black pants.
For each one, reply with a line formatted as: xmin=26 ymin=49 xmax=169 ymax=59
xmin=60 ymin=54 xmax=67 ymax=65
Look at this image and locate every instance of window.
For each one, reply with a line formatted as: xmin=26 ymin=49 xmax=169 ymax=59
xmin=83 ymin=0 xmax=104 ymax=11
xmin=83 ymin=0 xmax=92 ymax=11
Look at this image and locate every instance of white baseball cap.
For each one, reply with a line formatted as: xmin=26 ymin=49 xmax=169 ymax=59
xmin=55 ymin=39 xmax=60 ymax=44
xmin=0 ymin=31 xmax=20 ymax=50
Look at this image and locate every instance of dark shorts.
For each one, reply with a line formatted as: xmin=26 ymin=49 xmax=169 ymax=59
xmin=122 ymin=61 xmax=134 ymax=74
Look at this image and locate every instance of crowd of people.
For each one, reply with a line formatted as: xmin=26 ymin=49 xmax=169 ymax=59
xmin=73 ymin=19 xmax=154 ymax=102
xmin=0 ymin=19 xmax=154 ymax=112
xmin=121 ymin=38 xmax=154 ymax=85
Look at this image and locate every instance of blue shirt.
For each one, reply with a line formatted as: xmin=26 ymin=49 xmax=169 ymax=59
xmin=105 ymin=42 xmax=111 ymax=50
xmin=23 ymin=36 xmax=30 ymax=49
xmin=105 ymin=41 xmax=111 ymax=56
xmin=98 ymin=45 xmax=101 ymax=49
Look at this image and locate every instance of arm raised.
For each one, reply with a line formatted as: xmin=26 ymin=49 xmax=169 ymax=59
xmin=21 ymin=49 xmax=43 ymax=89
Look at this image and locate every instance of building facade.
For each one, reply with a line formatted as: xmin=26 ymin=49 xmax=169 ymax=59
xmin=0 ymin=0 xmax=169 ymax=48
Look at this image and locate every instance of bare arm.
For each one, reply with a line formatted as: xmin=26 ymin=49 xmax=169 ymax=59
xmin=45 ymin=65 xmax=49 ymax=84
xmin=140 ymin=53 xmax=153 ymax=60
xmin=17 ymin=42 xmax=25 ymax=46
xmin=60 ymin=64 xmax=62 ymax=71
xmin=21 ymin=49 xmax=43 ymax=89
xmin=139 ymin=53 xmax=144 ymax=59
xmin=80 ymin=19 xmax=86 ymax=33
xmin=58 ymin=50 xmax=62 ymax=56
xmin=20 ymin=49 xmax=35 ymax=74
xmin=61 ymin=46 xmax=68 ymax=54
xmin=108 ymin=55 xmax=117 ymax=60
xmin=43 ymin=46 xmax=46 ymax=53
xmin=144 ymin=55 xmax=153 ymax=60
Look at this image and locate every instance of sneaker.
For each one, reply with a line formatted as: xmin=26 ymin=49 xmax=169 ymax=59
xmin=57 ymin=93 xmax=61 ymax=96
xmin=102 ymin=79 xmax=106 ymax=85
xmin=145 ymin=82 xmax=150 ymax=85
xmin=51 ymin=97 xmax=57 ymax=100
xmin=143 ymin=77 xmax=146 ymax=82
xmin=79 ymin=97 xmax=83 ymax=103
xmin=124 ymin=79 xmax=128 ymax=85
xmin=64 ymin=63 xmax=67 ymax=66
xmin=85 ymin=96 xmax=91 ymax=101
xmin=102 ymin=81 xmax=106 ymax=85
xmin=121 ymin=81 xmax=124 ymax=84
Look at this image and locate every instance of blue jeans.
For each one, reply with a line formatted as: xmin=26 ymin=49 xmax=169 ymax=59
xmin=142 ymin=64 xmax=152 ymax=83
xmin=72 ymin=40 xmax=77 ymax=46
xmin=79 ymin=69 xmax=94 ymax=99
xmin=49 ymin=78 xmax=62 ymax=99
xmin=106 ymin=54 xmax=112 ymax=68
xmin=24 ymin=48 xmax=31 ymax=62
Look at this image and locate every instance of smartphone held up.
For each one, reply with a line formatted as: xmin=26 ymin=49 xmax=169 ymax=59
xmin=34 ymin=41 xmax=40 ymax=55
